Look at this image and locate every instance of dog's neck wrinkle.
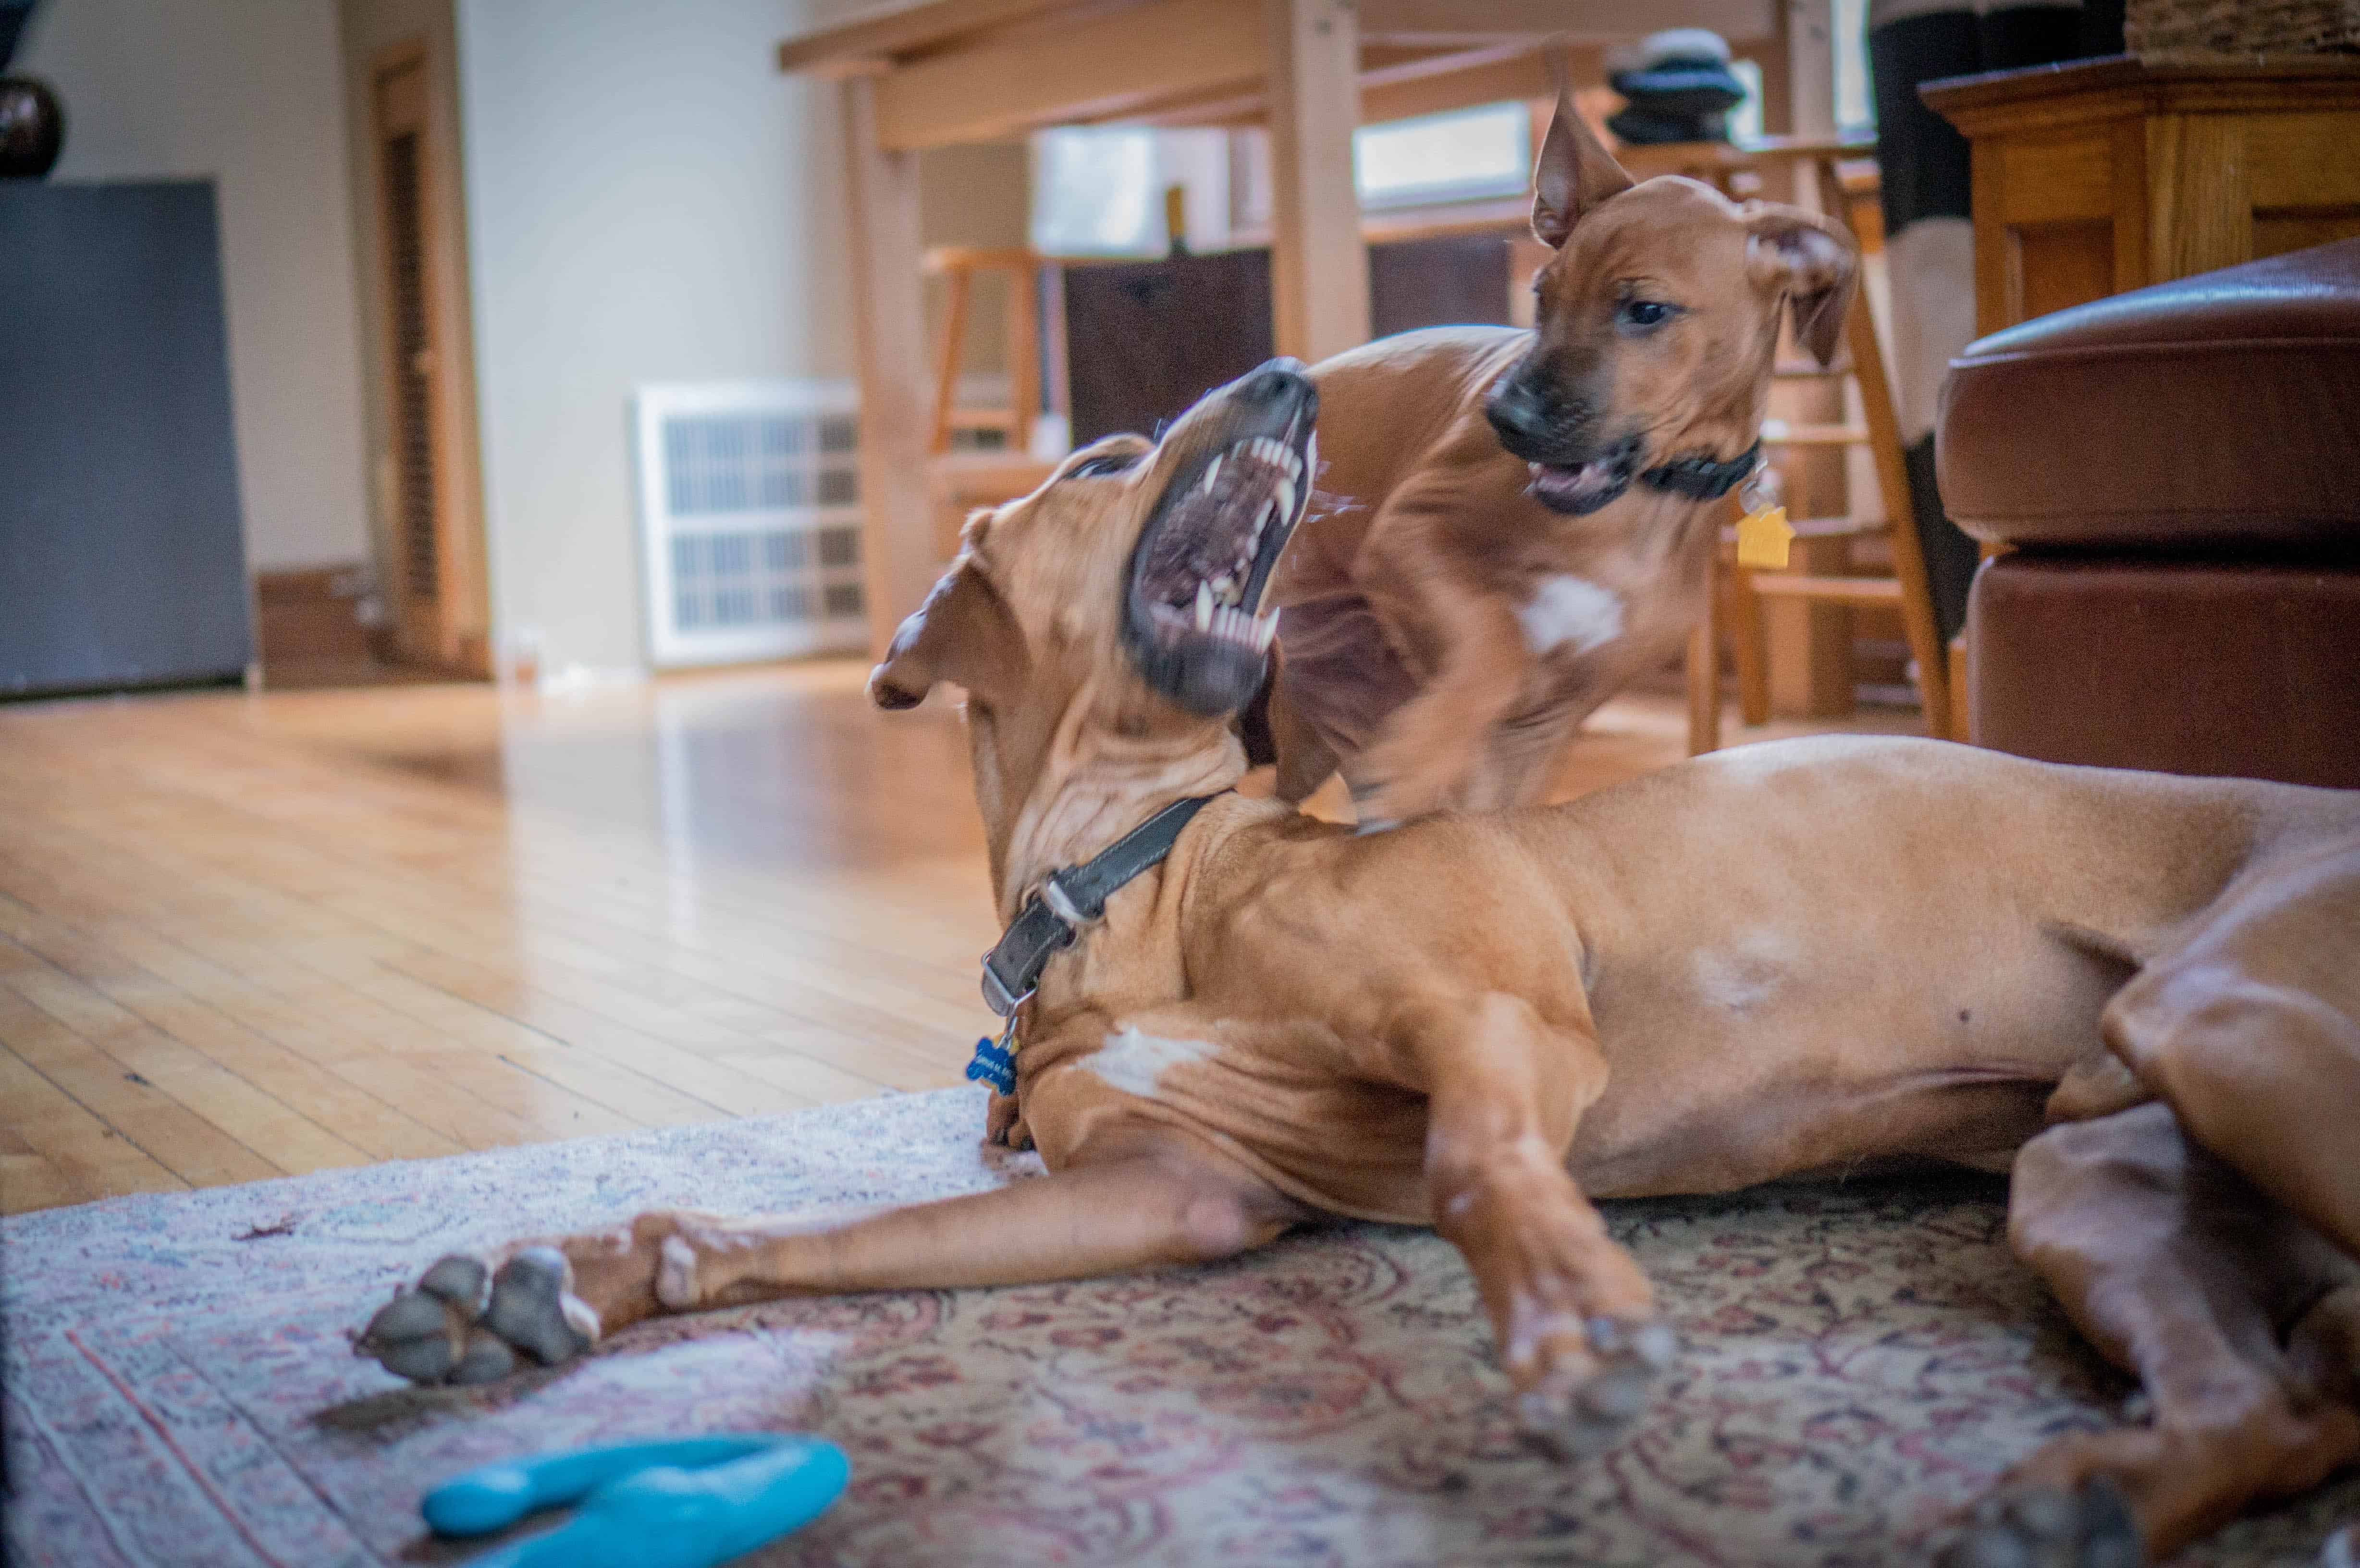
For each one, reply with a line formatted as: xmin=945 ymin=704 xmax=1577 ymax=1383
xmin=989 ymin=685 xmax=1244 ymax=926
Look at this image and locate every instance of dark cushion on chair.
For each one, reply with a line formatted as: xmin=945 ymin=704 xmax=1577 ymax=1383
xmin=1968 ymin=554 xmax=2360 ymax=787
xmin=1937 ymin=238 xmax=2360 ymax=552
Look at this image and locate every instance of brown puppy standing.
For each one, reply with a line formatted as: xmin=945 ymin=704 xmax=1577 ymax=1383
xmin=357 ymin=365 xmax=2360 ymax=1566
xmin=1266 ymin=99 xmax=1854 ymax=824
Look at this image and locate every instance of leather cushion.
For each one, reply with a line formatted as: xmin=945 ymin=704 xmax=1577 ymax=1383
xmin=1967 ymin=554 xmax=2360 ymax=788
xmin=1937 ymin=238 xmax=2360 ymax=551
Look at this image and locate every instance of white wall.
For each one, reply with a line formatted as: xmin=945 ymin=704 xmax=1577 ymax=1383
xmin=17 ymin=0 xmax=372 ymax=573
xmin=455 ymin=0 xmax=858 ymax=678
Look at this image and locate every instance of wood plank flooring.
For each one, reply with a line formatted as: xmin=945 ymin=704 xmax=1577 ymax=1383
xmin=0 ymin=661 xmax=1912 ymax=1213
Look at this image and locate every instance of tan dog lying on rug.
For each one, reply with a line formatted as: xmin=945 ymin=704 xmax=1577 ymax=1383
xmin=356 ymin=364 xmax=2360 ymax=1567
xmin=1261 ymin=98 xmax=1854 ymax=825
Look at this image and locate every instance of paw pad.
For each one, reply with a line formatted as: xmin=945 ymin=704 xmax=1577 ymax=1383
xmin=483 ymin=1248 xmax=593 ymax=1367
xmin=1517 ymin=1317 xmax=1678 ymax=1461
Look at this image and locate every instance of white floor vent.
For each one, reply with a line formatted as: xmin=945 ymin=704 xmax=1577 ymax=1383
xmin=633 ymin=380 xmax=867 ymax=668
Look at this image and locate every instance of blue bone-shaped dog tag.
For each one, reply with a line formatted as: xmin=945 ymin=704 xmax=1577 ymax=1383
xmin=966 ymin=1034 xmax=1017 ymax=1094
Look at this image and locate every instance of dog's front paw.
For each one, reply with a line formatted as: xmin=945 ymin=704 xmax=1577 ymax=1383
xmin=985 ymin=1090 xmax=1033 ymax=1151
xmin=1934 ymin=1477 xmax=2141 ymax=1568
xmin=1349 ymin=773 xmax=1445 ymax=833
xmin=1514 ymin=1313 xmax=1679 ymax=1460
xmin=355 ymin=1247 xmax=598 ymax=1386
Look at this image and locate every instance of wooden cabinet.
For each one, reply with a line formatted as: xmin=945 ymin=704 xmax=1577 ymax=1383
xmin=1922 ymin=56 xmax=2360 ymax=335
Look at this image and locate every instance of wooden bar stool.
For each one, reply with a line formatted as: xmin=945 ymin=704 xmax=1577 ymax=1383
xmin=1683 ymin=151 xmax=1952 ymax=754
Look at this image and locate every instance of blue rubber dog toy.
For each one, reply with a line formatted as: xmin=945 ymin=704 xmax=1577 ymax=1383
xmin=422 ymin=1433 xmax=848 ymax=1568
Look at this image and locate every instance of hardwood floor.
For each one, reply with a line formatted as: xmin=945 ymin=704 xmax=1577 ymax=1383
xmin=0 ymin=661 xmax=1913 ymax=1214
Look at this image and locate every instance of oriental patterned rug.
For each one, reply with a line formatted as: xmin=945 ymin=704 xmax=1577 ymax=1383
xmin=4 ymin=1086 xmax=2352 ymax=1566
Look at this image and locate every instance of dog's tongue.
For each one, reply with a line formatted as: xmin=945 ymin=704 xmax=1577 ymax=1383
xmin=1530 ymin=460 xmax=1619 ymax=511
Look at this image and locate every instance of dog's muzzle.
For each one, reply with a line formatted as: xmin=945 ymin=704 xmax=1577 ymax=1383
xmin=1120 ymin=360 xmax=1319 ymax=715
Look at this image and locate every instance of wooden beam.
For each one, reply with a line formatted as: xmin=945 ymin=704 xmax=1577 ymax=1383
xmin=777 ymin=0 xmax=1068 ymax=77
xmin=1359 ymin=0 xmax=1773 ymax=44
xmin=1359 ymin=46 xmax=1568 ymax=124
xmin=1265 ymin=0 xmax=1370 ymax=363
xmin=873 ymin=0 xmax=1264 ymax=151
xmin=1144 ymin=37 xmax=1605 ymax=130
xmin=837 ymin=77 xmax=939 ymax=658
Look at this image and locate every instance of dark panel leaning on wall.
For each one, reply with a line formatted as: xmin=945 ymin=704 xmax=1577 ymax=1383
xmin=0 ymin=180 xmax=252 ymax=698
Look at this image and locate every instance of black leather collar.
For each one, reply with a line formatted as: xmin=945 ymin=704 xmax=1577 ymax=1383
xmin=1640 ymin=440 xmax=1759 ymax=500
xmin=980 ymin=793 xmax=1224 ymax=1017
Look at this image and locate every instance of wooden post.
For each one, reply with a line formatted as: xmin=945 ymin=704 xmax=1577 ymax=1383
xmin=838 ymin=75 xmax=938 ymax=659
xmin=1782 ymin=0 xmax=1836 ymax=196
xmin=1263 ymin=0 xmax=1369 ymax=365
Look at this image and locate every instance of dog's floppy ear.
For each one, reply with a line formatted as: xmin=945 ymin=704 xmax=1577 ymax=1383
xmin=1745 ymin=207 xmax=1857 ymax=368
xmin=1531 ymin=94 xmax=1634 ymax=249
xmin=867 ymin=556 xmax=1023 ymax=711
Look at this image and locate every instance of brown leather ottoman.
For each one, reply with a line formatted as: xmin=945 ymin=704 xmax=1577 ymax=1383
xmin=1938 ymin=238 xmax=2360 ymax=787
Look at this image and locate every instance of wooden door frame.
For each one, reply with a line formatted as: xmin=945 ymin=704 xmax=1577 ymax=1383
xmin=367 ymin=36 xmax=491 ymax=676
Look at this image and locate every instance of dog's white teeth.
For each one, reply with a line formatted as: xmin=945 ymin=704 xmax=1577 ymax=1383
xmin=1194 ymin=581 xmax=1214 ymax=631
xmin=1213 ymin=573 xmax=1237 ymax=605
xmin=1253 ymin=611 xmax=1278 ymax=649
xmin=1254 ymin=498 xmax=1276 ymax=539
xmin=1200 ymin=456 xmax=1221 ymax=494
xmin=1274 ymin=478 xmax=1296 ymax=521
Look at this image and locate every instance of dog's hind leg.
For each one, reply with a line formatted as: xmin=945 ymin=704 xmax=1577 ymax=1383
xmin=1941 ymin=1102 xmax=2360 ymax=1567
xmin=356 ymin=1126 xmax=1300 ymax=1385
xmin=1380 ymin=990 xmax=1673 ymax=1459
xmin=2101 ymin=839 xmax=2360 ymax=1259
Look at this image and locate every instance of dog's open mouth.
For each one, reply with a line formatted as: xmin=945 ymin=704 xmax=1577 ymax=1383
xmin=1121 ymin=390 xmax=1316 ymax=715
xmin=1526 ymin=434 xmax=1640 ymax=516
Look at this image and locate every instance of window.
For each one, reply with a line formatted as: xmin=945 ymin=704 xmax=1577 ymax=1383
xmin=1029 ymin=126 xmax=1233 ymax=256
xmin=1352 ymin=102 xmax=1531 ymax=209
xmin=1030 ymin=127 xmax=1158 ymax=254
xmin=1728 ymin=59 xmax=1765 ymax=143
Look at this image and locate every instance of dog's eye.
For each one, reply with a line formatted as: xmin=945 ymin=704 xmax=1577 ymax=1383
xmin=1067 ymin=451 xmax=1140 ymax=479
xmin=1616 ymin=299 xmax=1678 ymax=332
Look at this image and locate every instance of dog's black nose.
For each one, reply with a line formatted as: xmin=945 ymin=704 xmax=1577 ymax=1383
xmin=1236 ymin=357 xmax=1312 ymax=408
xmin=1486 ymin=376 xmax=1551 ymax=449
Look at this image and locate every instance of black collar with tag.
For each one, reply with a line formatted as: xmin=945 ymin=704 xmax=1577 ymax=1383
xmin=1640 ymin=440 xmax=1759 ymax=500
xmin=980 ymin=792 xmax=1224 ymax=1017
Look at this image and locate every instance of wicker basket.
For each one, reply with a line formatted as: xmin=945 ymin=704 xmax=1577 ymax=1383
xmin=2126 ymin=0 xmax=2360 ymax=57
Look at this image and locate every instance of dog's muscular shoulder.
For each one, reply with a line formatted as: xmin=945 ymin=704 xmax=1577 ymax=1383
xmin=1273 ymin=328 xmax=1533 ymax=603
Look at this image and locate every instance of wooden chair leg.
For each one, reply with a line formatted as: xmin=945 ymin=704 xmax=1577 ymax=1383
xmin=1687 ymin=560 xmax=1723 ymax=756
xmin=1812 ymin=154 xmax=1950 ymax=739
xmin=1947 ymin=634 xmax=1971 ymax=742
xmin=1728 ymin=564 xmax=1769 ymax=726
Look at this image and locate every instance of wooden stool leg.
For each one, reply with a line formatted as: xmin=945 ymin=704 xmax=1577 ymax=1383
xmin=1729 ymin=565 xmax=1769 ymax=726
xmin=1687 ymin=560 xmax=1723 ymax=756
xmin=1812 ymin=154 xmax=1949 ymax=738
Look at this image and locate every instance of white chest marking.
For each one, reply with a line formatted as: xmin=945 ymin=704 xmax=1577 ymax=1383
xmin=1087 ymin=1024 xmax=1217 ymax=1099
xmin=1690 ymin=929 xmax=1801 ymax=1013
xmin=1517 ymin=574 xmax=1625 ymax=657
